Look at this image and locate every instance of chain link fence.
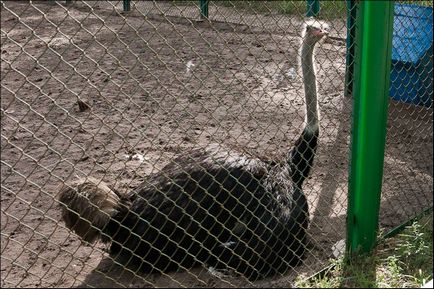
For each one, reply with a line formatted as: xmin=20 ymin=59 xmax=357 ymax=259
xmin=1 ymin=1 xmax=432 ymax=288
xmin=380 ymin=1 xmax=433 ymax=233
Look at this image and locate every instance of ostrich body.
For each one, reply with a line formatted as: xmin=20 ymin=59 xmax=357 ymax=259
xmin=58 ymin=20 xmax=329 ymax=281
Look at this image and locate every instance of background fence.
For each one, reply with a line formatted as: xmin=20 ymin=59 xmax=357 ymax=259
xmin=1 ymin=1 xmax=432 ymax=288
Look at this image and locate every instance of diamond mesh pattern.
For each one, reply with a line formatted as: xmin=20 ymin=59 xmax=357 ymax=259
xmin=1 ymin=1 xmax=432 ymax=287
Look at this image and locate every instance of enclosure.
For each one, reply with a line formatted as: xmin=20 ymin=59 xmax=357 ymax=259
xmin=1 ymin=1 xmax=432 ymax=288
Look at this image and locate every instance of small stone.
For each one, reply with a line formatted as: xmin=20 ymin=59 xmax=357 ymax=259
xmin=77 ymin=99 xmax=90 ymax=112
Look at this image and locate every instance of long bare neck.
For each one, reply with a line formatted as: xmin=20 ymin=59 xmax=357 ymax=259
xmin=301 ymin=40 xmax=319 ymax=133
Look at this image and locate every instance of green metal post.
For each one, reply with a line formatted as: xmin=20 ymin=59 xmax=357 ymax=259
xmin=347 ymin=1 xmax=394 ymax=255
xmin=306 ymin=0 xmax=320 ymax=17
xmin=344 ymin=0 xmax=356 ymax=98
xmin=200 ymin=0 xmax=209 ymax=20
xmin=123 ymin=0 xmax=131 ymax=12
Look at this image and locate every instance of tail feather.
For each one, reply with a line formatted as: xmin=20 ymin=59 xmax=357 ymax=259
xmin=57 ymin=177 xmax=122 ymax=243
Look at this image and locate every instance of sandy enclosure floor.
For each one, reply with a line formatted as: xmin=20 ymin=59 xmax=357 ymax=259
xmin=1 ymin=1 xmax=432 ymax=288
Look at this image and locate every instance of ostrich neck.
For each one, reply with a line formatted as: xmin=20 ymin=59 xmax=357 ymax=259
xmin=301 ymin=41 xmax=319 ymax=133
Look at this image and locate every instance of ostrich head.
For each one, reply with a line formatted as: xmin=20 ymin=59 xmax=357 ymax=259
xmin=302 ymin=18 xmax=330 ymax=45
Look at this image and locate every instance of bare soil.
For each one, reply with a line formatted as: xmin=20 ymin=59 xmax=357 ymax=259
xmin=1 ymin=1 xmax=432 ymax=288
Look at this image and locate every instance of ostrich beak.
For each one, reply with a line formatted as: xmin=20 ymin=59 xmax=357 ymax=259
xmin=323 ymin=28 xmax=330 ymax=36
xmin=314 ymin=29 xmax=329 ymax=38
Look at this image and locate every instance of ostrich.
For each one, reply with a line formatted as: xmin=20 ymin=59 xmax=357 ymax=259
xmin=58 ymin=19 xmax=329 ymax=281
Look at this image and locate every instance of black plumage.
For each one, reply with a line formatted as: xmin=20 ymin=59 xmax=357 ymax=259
xmin=103 ymin=144 xmax=309 ymax=280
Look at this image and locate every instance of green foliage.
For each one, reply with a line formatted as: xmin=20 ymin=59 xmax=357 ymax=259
xmin=280 ymin=1 xmax=347 ymax=19
xmin=294 ymin=214 xmax=433 ymax=288
xmin=398 ymin=0 xmax=433 ymax=7
xmin=170 ymin=1 xmax=348 ymax=19
xmin=171 ymin=0 xmax=433 ymax=20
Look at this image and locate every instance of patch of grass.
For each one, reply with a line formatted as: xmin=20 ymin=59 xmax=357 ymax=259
xmin=279 ymin=1 xmax=347 ymax=19
xmin=295 ymin=213 xmax=433 ymax=288
xmin=215 ymin=1 xmax=348 ymax=19
xmin=172 ymin=1 xmax=432 ymax=20
xmin=399 ymin=0 xmax=433 ymax=7
xmin=171 ymin=1 xmax=348 ymax=19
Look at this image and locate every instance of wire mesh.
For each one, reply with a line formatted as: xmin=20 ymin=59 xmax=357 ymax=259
xmin=0 ymin=1 xmax=431 ymax=288
xmin=380 ymin=1 xmax=433 ymax=231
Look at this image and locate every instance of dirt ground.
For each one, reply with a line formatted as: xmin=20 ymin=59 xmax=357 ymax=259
xmin=1 ymin=1 xmax=432 ymax=288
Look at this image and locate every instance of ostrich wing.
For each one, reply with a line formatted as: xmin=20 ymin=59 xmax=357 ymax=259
xmin=129 ymin=144 xmax=271 ymax=226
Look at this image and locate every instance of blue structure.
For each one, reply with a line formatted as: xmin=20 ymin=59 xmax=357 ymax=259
xmin=390 ymin=3 xmax=433 ymax=107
